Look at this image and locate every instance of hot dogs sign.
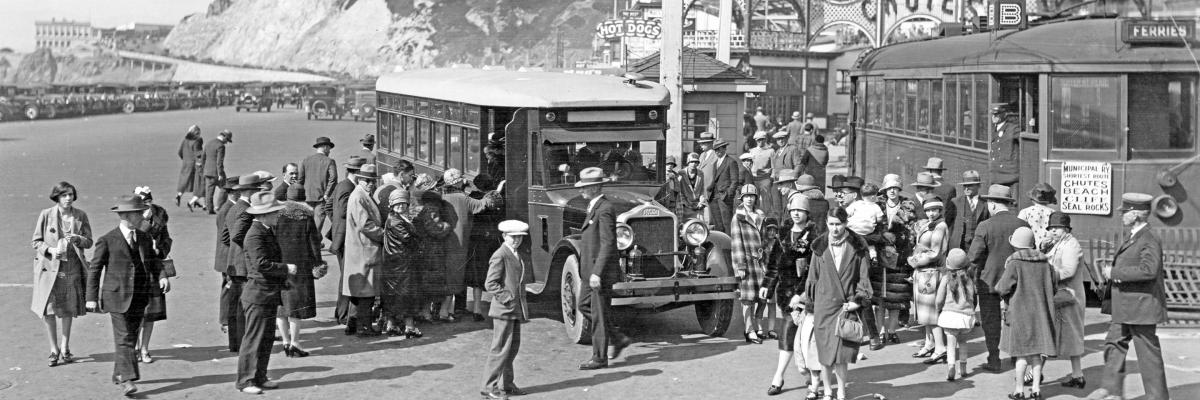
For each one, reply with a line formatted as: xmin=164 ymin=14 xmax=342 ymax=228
xmin=596 ymin=17 xmax=663 ymax=40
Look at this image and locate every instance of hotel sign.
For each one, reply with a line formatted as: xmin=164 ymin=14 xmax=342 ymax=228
xmin=1122 ymin=19 xmax=1195 ymax=44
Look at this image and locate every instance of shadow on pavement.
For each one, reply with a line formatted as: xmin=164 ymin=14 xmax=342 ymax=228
xmin=617 ymin=335 xmax=739 ymax=367
xmin=132 ymin=365 xmax=333 ymax=397
xmin=281 ymin=363 xmax=453 ymax=390
xmin=520 ymin=368 xmax=662 ymax=394
xmin=88 ymin=344 xmax=239 ymax=363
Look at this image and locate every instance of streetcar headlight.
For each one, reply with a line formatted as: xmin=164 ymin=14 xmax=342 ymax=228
xmin=680 ymin=219 xmax=708 ymax=246
xmin=545 ymin=111 xmax=556 ymax=122
xmin=648 ymin=110 xmax=659 ymax=120
xmin=616 ymin=222 xmax=634 ymax=250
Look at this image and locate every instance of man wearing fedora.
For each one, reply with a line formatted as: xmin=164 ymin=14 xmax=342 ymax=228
xmin=202 ymin=129 xmax=232 ymax=214
xmin=225 ymin=172 xmax=276 ymax=348
xmin=966 ymin=184 xmax=1029 ymax=372
xmin=213 ymin=176 xmax=242 ymax=352
xmin=704 ymin=138 xmax=738 ymax=234
xmin=236 ymin=191 xmax=296 ymax=394
xmin=923 ymin=157 xmax=958 ymax=220
xmin=1089 ymin=193 xmax=1169 ymax=400
xmin=331 ymin=156 xmax=366 ymax=333
xmin=358 ymin=134 xmax=377 ymax=165
xmin=910 ymin=172 xmax=949 ymax=220
xmin=299 ymin=136 xmax=338 ymax=235
xmin=576 ymin=167 xmax=632 ymax=370
xmin=343 ymin=164 xmax=385 ymax=337
xmin=989 ymin=103 xmax=1021 ymax=186
xmin=947 ymin=170 xmax=989 ymax=252
xmin=86 ymin=196 xmax=167 ymax=397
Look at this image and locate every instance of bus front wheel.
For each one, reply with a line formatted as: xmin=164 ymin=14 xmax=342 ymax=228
xmin=695 ymin=300 xmax=733 ymax=337
xmin=559 ymin=254 xmax=592 ymax=345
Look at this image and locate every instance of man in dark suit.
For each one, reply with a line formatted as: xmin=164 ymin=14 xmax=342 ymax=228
xmin=272 ymin=163 xmax=297 ymax=200
xmin=236 ymin=192 xmax=295 ymax=395
xmin=947 ymin=170 xmax=988 ymax=252
xmin=202 ymin=129 xmax=231 ymax=214
xmin=1090 ymin=193 xmax=1169 ymax=400
xmin=989 ymin=103 xmax=1022 ymax=186
xmin=86 ymin=196 xmax=166 ymax=397
xmin=213 ymin=176 xmax=241 ymax=352
xmin=966 ymin=184 xmax=1028 ymax=372
xmin=298 ymin=136 xmax=338 ymax=235
xmin=704 ymin=138 xmax=737 ymax=234
xmin=576 ymin=167 xmax=632 ymax=370
xmin=331 ymin=156 xmax=365 ymax=333
xmin=222 ymin=173 xmax=272 ymax=355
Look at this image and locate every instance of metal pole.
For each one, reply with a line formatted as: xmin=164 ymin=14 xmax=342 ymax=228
xmin=802 ymin=0 xmax=810 ymax=118
xmin=663 ymin=0 xmax=685 ymax=159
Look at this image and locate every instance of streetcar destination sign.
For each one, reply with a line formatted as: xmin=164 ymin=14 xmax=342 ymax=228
xmin=1122 ymin=20 xmax=1195 ymax=44
xmin=596 ymin=18 xmax=663 ymax=39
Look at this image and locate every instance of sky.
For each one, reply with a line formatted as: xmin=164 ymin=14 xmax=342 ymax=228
xmin=0 ymin=0 xmax=212 ymax=52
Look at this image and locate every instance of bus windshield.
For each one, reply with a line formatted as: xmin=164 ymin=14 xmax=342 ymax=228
xmin=540 ymin=139 xmax=663 ymax=186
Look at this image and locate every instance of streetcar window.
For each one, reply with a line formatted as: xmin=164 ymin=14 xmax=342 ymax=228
xmin=931 ymin=80 xmax=943 ymax=140
xmin=1128 ymin=74 xmax=1196 ymax=158
xmin=1049 ymin=76 xmax=1120 ymax=151
xmin=884 ymin=80 xmax=895 ymax=129
xmin=404 ymin=115 xmax=417 ymax=157
xmin=904 ymin=80 xmax=918 ymax=133
xmin=417 ymin=119 xmax=430 ymax=161
xmin=432 ymin=122 xmax=445 ymax=166
xmin=466 ymin=128 xmax=481 ymax=175
xmin=379 ymin=113 xmax=392 ymax=150
xmin=974 ymin=75 xmax=989 ymax=148
xmin=449 ymin=127 xmax=464 ymax=170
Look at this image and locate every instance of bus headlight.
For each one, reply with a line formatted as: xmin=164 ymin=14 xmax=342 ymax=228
xmin=616 ymin=223 xmax=634 ymax=250
xmin=680 ymin=219 xmax=708 ymax=246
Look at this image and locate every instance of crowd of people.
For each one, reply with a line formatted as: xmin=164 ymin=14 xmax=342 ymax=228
xmin=28 ymin=109 xmax=1173 ymax=399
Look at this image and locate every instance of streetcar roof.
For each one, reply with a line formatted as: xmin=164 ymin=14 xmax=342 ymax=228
xmin=375 ymin=69 xmax=670 ymax=108
xmin=856 ymin=18 xmax=1199 ymax=74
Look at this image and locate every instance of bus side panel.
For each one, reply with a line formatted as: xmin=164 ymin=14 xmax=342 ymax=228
xmin=527 ymin=190 xmax=565 ymax=286
xmin=504 ymin=109 xmax=529 ymax=223
xmin=858 ymin=129 xmax=986 ymax=187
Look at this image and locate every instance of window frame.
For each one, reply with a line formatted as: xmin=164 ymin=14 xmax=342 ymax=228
xmin=1047 ymin=74 xmax=1124 ymax=160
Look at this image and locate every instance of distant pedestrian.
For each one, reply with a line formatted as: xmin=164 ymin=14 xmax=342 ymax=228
xmin=236 ymin=192 xmax=294 ymax=395
xmin=576 ymin=167 xmax=633 ymax=370
xmin=797 ymin=135 xmax=828 ymax=192
xmin=935 ymin=249 xmax=975 ymax=382
xmin=298 ymin=136 xmax=338 ymax=235
xmin=132 ymin=187 xmax=172 ymax=364
xmin=342 ymin=164 xmax=384 ymax=337
xmin=86 ymin=195 xmax=167 ymax=397
xmin=996 ymin=226 xmax=1057 ymax=400
xmin=754 ymin=107 xmax=771 ymax=133
xmin=704 ymin=139 xmax=737 ymax=234
xmin=947 ymin=170 xmax=988 ymax=252
xmin=274 ymin=186 xmax=323 ymax=358
xmin=922 ymin=158 xmax=957 ymax=219
xmin=202 ymin=129 xmax=231 ymax=214
xmin=786 ymin=112 xmax=814 ymax=150
xmin=967 ymin=184 xmax=1028 ymax=372
xmin=176 ymin=125 xmax=204 ymax=210
xmin=358 ymin=133 xmax=377 ymax=165
xmin=32 ymin=181 xmax=92 ymax=368
xmin=223 ymin=173 xmax=275 ymax=355
xmin=480 ymin=220 xmax=534 ymax=400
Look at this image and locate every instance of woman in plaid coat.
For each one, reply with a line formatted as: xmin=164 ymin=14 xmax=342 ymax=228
xmin=731 ymin=183 xmax=767 ymax=344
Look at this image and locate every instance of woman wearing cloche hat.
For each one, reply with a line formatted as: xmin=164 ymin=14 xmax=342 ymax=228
xmin=380 ymin=189 xmax=425 ymax=339
xmin=731 ymin=183 xmax=769 ymax=344
xmin=1042 ymin=212 xmax=1087 ymax=389
xmin=996 ymin=226 xmax=1058 ymax=400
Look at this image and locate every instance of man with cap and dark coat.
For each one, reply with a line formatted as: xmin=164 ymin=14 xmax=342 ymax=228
xmin=966 ymin=184 xmax=1029 ymax=372
xmin=236 ymin=191 xmax=295 ymax=395
xmin=989 ymin=103 xmax=1022 ymax=186
xmin=797 ymin=134 xmax=829 ymax=191
xmin=331 ymin=156 xmax=365 ymax=332
xmin=1090 ymin=193 xmax=1169 ymax=400
xmin=202 ymin=130 xmax=232 ymax=214
xmin=358 ymin=134 xmax=377 ymax=165
xmin=576 ymin=167 xmax=632 ymax=370
xmin=947 ymin=170 xmax=989 ymax=252
xmin=213 ymin=176 xmax=242 ymax=352
xmin=298 ymin=136 xmax=338 ymax=235
xmin=704 ymin=138 xmax=738 ymax=234
xmin=86 ymin=196 xmax=166 ymax=397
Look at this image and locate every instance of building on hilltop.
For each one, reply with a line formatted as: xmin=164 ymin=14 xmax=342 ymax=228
xmin=34 ymin=19 xmax=98 ymax=50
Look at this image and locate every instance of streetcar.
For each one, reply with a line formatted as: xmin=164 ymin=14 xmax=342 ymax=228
xmin=375 ymin=69 xmax=738 ymax=343
xmin=850 ymin=17 xmax=1200 ymax=316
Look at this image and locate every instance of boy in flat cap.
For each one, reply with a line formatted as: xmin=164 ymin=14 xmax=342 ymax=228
xmin=481 ymin=220 xmax=534 ymax=399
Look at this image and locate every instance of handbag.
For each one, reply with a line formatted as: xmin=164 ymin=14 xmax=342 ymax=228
xmin=160 ymin=258 xmax=177 ymax=278
xmin=312 ymin=262 xmax=329 ymax=280
xmin=835 ymin=309 xmax=864 ymax=342
xmin=1053 ymin=286 xmax=1077 ymax=308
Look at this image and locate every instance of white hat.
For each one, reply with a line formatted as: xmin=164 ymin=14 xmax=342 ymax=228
xmin=498 ymin=220 xmax=529 ymax=235
xmin=739 ymin=152 xmax=753 ymax=161
xmin=574 ymin=167 xmax=607 ymax=187
xmin=443 ymin=168 xmax=464 ymax=186
xmin=772 ymin=131 xmax=789 ymax=139
xmin=753 ymin=131 xmax=768 ymax=140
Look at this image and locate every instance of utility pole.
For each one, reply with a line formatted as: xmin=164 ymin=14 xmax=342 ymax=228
xmin=717 ymin=0 xmax=733 ymax=63
xmin=662 ymin=0 xmax=684 ymax=158
xmin=802 ymin=0 xmax=810 ymax=118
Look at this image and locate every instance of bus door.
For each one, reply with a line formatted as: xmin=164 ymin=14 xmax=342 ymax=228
xmin=502 ymin=108 xmax=529 ymax=223
xmin=996 ymin=75 xmax=1040 ymax=206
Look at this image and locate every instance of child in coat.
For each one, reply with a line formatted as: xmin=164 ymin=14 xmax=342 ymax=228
xmin=480 ymin=220 xmax=533 ymax=399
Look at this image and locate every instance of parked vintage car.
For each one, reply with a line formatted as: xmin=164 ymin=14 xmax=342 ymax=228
xmin=350 ymin=89 xmax=376 ymax=122
xmin=0 ymin=85 xmax=18 ymax=122
xmin=304 ymin=85 xmax=343 ymax=120
xmin=236 ymin=84 xmax=274 ymax=112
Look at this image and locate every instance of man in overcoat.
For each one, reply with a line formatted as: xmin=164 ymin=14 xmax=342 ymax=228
xmin=966 ymin=184 xmax=1028 ymax=372
xmin=331 ymin=156 xmax=365 ymax=332
xmin=343 ymin=164 xmax=384 ymax=337
xmin=236 ymin=192 xmax=294 ymax=394
xmin=213 ymin=176 xmax=240 ymax=351
xmin=86 ymin=196 xmax=167 ymax=397
xmin=224 ymin=173 xmax=273 ymax=353
xmin=1089 ymin=193 xmax=1169 ymax=400
xmin=298 ymin=136 xmax=338 ymax=234
xmin=704 ymin=139 xmax=738 ymax=234
xmin=947 ymin=170 xmax=989 ymax=252
xmin=577 ymin=168 xmax=632 ymax=370
xmin=480 ymin=220 xmax=534 ymax=399
xmin=202 ymin=129 xmax=231 ymax=213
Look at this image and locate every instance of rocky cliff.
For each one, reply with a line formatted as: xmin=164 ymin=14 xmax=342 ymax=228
xmin=164 ymin=0 xmax=612 ymax=78
xmin=1 ymin=48 xmax=173 ymax=85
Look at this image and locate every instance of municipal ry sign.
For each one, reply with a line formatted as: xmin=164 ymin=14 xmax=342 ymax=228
xmin=1060 ymin=161 xmax=1112 ymax=215
xmin=596 ymin=18 xmax=662 ymax=40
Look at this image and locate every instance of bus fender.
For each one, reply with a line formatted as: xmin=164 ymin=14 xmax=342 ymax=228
xmin=534 ymin=235 xmax=581 ymax=296
xmin=703 ymin=231 xmax=733 ymax=278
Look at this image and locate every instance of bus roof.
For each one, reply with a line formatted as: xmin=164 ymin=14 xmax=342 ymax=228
xmin=375 ymin=69 xmax=670 ymax=108
xmin=856 ymin=18 xmax=1199 ymax=75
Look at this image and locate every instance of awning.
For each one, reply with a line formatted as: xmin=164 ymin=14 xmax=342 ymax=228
xmin=541 ymin=128 xmax=664 ymax=144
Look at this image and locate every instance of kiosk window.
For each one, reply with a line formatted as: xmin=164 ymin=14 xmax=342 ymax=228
xmin=1129 ymin=74 xmax=1196 ymax=158
xmin=1050 ymin=76 xmax=1120 ymax=151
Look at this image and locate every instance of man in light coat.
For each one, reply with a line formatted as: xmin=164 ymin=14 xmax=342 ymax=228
xmin=342 ymin=164 xmax=384 ymax=337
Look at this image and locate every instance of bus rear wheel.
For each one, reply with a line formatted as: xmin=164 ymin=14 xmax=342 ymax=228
xmin=559 ymin=254 xmax=592 ymax=345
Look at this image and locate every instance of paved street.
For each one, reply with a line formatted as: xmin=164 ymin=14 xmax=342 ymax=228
xmin=0 ymin=109 xmax=1197 ymax=399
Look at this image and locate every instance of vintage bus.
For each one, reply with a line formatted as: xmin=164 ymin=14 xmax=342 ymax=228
xmin=850 ymin=17 xmax=1200 ymax=317
xmin=374 ymin=69 xmax=738 ymax=342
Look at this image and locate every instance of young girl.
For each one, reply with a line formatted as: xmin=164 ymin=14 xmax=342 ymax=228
xmin=935 ymin=248 xmax=975 ymax=381
xmin=731 ymin=184 xmax=767 ymax=343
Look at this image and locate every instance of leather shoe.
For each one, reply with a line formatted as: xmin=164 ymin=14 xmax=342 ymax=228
xmin=120 ymin=381 xmax=138 ymax=397
xmin=579 ymin=359 xmax=608 ymax=370
xmin=981 ymin=361 xmax=1003 ymax=373
xmin=503 ymin=386 xmax=528 ymax=396
xmin=767 ymin=382 xmax=784 ymax=396
xmin=480 ymin=389 xmax=509 ymax=399
xmin=609 ymin=336 xmax=633 ymax=360
xmin=240 ymin=386 xmax=263 ymax=395
xmin=259 ymin=380 xmax=279 ymax=389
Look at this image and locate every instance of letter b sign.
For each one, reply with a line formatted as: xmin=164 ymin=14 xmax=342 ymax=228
xmin=992 ymin=0 xmax=1026 ymax=30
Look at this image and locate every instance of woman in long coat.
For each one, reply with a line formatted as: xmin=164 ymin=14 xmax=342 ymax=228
xmin=411 ymin=190 xmax=455 ymax=321
xmin=439 ymin=170 xmax=491 ymax=321
xmin=996 ymin=226 xmax=1058 ymax=400
xmin=731 ymin=183 xmax=767 ymax=344
xmin=133 ymin=187 xmax=172 ymax=363
xmin=465 ymin=174 xmax=503 ymax=321
xmin=275 ymin=187 xmax=321 ymax=356
xmin=380 ymin=190 xmax=423 ymax=338
xmin=31 ymin=181 xmax=92 ymax=367
xmin=763 ymin=195 xmax=818 ymax=396
xmin=802 ymin=206 xmax=872 ymax=400
xmin=871 ymin=174 xmax=915 ymax=345
xmin=908 ymin=199 xmax=949 ymax=363
xmin=1043 ymin=212 xmax=1086 ymax=389
xmin=176 ymin=125 xmax=204 ymax=209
